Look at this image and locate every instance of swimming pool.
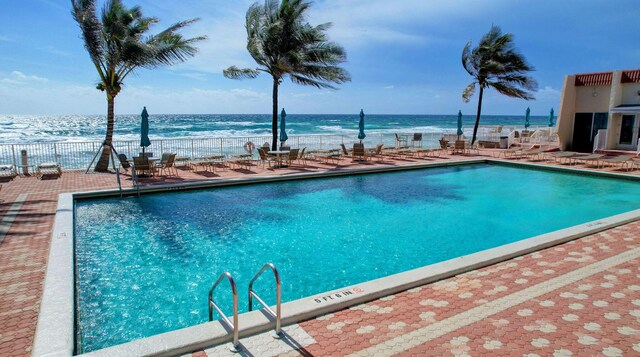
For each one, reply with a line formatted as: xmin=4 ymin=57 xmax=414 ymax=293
xmin=74 ymin=163 xmax=640 ymax=352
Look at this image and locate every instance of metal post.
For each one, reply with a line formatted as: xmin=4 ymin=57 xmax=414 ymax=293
xmin=20 ymin=150 xmax=28 ymax=175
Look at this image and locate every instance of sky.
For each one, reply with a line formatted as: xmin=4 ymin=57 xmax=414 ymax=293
xmin=0 ymin=0 xmax=639 ymax=116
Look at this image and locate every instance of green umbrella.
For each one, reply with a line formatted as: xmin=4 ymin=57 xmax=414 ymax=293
xmin=279 ymin=108 xmax=288 ymax=144
xmin=140 ymin=106 xmax=151 ymax=155
xmin=548 ymin=108 xmax=555 ymax=127
xmin=524 ymin=107 xmax=531 ymax=129
xmin=358 ymin=109 xmax=366 ymax=142
xmin=457 ymin=110 xmax=463 ymax=139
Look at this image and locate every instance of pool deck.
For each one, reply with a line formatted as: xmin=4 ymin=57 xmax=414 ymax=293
xmin=0 ymin=150 xmax=639 ymax=356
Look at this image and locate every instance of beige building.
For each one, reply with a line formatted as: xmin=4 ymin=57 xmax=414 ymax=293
xmin=556 ymin=69 xmax=640 ymax=152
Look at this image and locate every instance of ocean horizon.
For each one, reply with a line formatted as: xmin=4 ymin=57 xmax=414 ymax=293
xmin=0 ymin=113 xmax=553 ymax=144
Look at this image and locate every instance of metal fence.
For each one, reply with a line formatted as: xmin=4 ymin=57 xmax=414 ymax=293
xmin=0 ymin=125 xmax=555 ymax=171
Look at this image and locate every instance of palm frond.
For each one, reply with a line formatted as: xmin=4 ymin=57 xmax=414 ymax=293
xmin=462 ymin=83 xmax=476 ymax=103
xmin=461 ymin=24 xmax=536 ymax=102
xmin=223 ymin=66 xmax=260 ymax=80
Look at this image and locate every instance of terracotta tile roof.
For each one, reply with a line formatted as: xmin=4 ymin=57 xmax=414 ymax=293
xmin=574 ymin=71 xmax=612 ymax=86
xmin=621 ymin=69 xmax=640 ymax=83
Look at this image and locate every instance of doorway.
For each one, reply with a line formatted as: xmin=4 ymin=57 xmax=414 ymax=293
xmin=618 ymin=114 xmax=637 ymax=150
xmin=572 ymin=112 xmax=608 ymax=152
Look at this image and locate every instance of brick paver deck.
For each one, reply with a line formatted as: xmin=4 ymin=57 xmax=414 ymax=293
xmin=0 ymin=150 xmax=638 ymax=356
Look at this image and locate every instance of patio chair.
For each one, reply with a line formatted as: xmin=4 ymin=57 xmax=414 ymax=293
xmin=453 ymin=140 xmax=466 ymax=155
xmin=140 ymin=152 xmax=153 ymax=158
xmin=280 ymin=146 xmax=291 ymax=151
xmin=257 ymin=148 xmax=276 ymax=168
xmin=340 ymin=143 xmax=353 ymax=157
xmin=411 ymin=133 xmax=423 ymax=147
xmin=439 ymin=139 xmax=449 ymax=154
xmin=297 ymin=147 xmax=307 ymax=165
xmin=600 ymin=155 xmax=635 ymax=171
xmin=153 ymin=153 xmax=170 ymax=173
xmin=369 ymin=144 xmax=384 ymax=160
xmin=465 ymin=141 xmax=480 ymax=155
xmin=133 ymin=156 xmax=153 ymax=176
xmin=286 ymin=148 xmax=300 ymax=166
xmin=395 ymin=133 xmax=408 ymax=147
xmin=157 ymin=153 xmax=178 ymax=176
xmin=352 ymin=143 xmax=368 ymax=162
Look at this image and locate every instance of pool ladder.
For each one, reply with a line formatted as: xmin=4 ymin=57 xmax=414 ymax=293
xmin=208 ymin=263 xmax=282 ymax=352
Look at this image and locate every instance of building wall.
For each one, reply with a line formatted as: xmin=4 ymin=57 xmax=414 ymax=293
xmin=556 ymin=75 xmax=576 ymax=150
xmin=556 ymin=69 xmax=640 ymax=151
xmin=574 ymin=85 xmax=611 ymax=112
xmin=621 ymin=83 xmax=640 ymax=104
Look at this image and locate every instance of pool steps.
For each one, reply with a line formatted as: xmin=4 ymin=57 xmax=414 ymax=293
xmin=208 ymin=263 xmax=283 ymax=352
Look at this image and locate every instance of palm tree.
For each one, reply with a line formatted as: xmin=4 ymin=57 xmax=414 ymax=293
xmin=224 ymin=0 xmax=350 ymax=150
xmin=71 ymin=0 xmax=205 ymax=171
xmin=462 ymin=25 xmax=538 ymax=145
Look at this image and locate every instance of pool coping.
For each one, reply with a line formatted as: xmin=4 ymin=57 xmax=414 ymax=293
xmin=32 ymin=159 xmax=640 ymax=356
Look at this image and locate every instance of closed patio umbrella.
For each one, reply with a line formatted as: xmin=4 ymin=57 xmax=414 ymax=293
xmin=548 ymin=108 xmax=555 ymax=127
xmin=524 ymin=107 xmax=531 ymax=129
xmin=358 ymin=109 xmax=366 ymax=143
xmin=140 ymin=106 xmax=151 ymax=155
xmin=457 ymin=110 xmax=463 ymax=140
xmin=279 ymin=108 xmax=288 ymax=146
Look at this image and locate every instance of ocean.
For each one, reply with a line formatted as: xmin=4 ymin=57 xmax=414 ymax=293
xmin=0 ymin=114 xmax=552 ymax=144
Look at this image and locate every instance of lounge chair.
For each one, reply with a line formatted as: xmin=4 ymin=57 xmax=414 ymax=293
xmin=573 ymin=153 xmax=604 ymax=167
xmin=546 ymin=151 xmax=578 ymax=164
xmin=495 ymin=147 xmax=521 ymax=158
xmin=0 ymin=164 xmax=17 ymax=178
xmin=35 ymin=162 xmax=62 ymax=179
xmin=600 ymin=155 xmax=635 ymax=171
xmin=519 ymin=148 xmax=547 ymax=160
xmin=314 ymin=149 xmax=341 ymax=164
xmin=117 ymin=154 xmax=131 ymax=172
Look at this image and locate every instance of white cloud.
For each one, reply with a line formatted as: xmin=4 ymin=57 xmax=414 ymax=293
xmin=39 ymin=45 xmax=71 ymax=57
xmin=0 ymin=35 xmax=12 ymax=42
xmin=536 ymin=85 xmax=561 ymax=100
xmin=0 ymin=71 xmax=49 ymax=84
xmin=310 ymin=0 xmax=498 ymax=47
xmin=384 ymin=85 xmax=394 ymax=89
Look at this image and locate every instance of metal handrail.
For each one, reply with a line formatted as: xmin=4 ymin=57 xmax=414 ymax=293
xmin=208 ymin=272 xmax=240 ymax=352
xmin=248 ymin=263 xmax=282 ymax=337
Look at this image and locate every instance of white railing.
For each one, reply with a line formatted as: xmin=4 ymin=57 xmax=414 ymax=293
xmin=0 ymin=125 xmax=555 ymax=171
xmin=0 ymin=132 xmax=446 ymax=171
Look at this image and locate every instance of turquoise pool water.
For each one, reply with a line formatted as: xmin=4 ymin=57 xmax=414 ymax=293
xmin=74 ymin=164 xmax=640 ymax=352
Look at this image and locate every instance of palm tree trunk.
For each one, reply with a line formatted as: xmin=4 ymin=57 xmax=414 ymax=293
xmin=95 ymin=95 xmax=115 ymax=172
xmin=471 ymin=86 xmax=484 ymax=145
xmin=271 ymin=78 xmax=279 ymax=151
